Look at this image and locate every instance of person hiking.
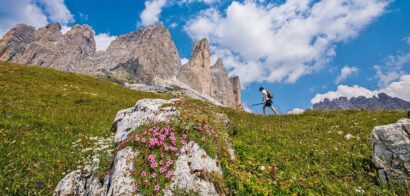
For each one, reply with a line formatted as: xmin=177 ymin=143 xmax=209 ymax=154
xmin=259 ymin=87 xmax=277 ymax=115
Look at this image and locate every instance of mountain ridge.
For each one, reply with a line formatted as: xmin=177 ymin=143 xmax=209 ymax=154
xmin=0 ymin=23 xmax=242 ymax=109
xmin=313 ymin=93 xmax=410 ymax=111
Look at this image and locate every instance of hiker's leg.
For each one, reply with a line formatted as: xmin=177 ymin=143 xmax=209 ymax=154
xmin=263 ymin=106 xmax=266 ymax=115
xmin=270 ymin=106 xmax=277 ymax=115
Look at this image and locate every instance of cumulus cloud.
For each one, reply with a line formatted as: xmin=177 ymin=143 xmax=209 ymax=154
xmin=95 ymin=33 xmax=117 ymax=51
xmin=37 ymin=0 xmax=74 ymax=24
xmin=184 ymin=0 xmax=390 ymax=85
xmin=140 ymin=0 xmax=167 ymax=26
xmin=374 ymin=51 xmax=410 ymax=87
xmin=178 ymin=0 xmax=219 ymax=5
xmin=405 ymin=36 xmax=410 ymax=46
xmin=0 ymin=0 xmax=73 ymax=37
xmin=335 ymin=65 xmax=358 ymax=84
xmin=287 ymin=108 xmax=305 ymax=115
xmin=181 ymin=58 xmax=189 ymax=65
xmin=311 ymin=74 xmax=410 ymax=104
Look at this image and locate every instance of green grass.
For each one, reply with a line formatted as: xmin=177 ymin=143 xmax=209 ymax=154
xmin=0 ymin=62 xmax=408 ymax=195
xmin=0 ymin=62 xmax=168 ymax=195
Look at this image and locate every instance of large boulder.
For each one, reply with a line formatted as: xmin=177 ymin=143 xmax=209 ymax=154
xmin=370 ymin=119 xmax=410 ymax=186
xmin=54 ymin=98 xmax=227 ymax=195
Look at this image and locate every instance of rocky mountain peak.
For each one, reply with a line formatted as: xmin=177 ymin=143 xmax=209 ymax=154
xmin=213 ymin=58 xmax=224 ymax=69
xmin=0 ymin=23 xmax=243 ymax=109
xmin=313 ymin=93 xmax=410 ymax=111
xmin=189 ymin=38 xmax=210 ymax=69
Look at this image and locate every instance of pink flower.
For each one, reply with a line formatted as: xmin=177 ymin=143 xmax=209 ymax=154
xmin=105 ymin=170 xmax=110 ymax=176
xmin=166 ymin=171 xmax=173 ymax=179
xmin=140 ymin=171 xmax=147 ymax=177
xmin=151 ymin=173 xmax=157 ymax=179
xmin=159 ymin=167 xmax=167 ymax=173
xmin=159 ymin=160 xmax=164 ymax=165
xmin=154 ymin=184 xmax=160 ymax=191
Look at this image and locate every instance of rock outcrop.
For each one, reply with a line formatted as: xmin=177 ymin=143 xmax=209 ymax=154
xmin=370 ymin=119 xmax=410 ymax=186
xmin=54 ymin=99 xmax=228 ymax=195
xmin=177 ymin=39 xmax=242 ymax=109
xmin=229 ymin=76 xmax=243 ymax=109
xmin=313 ymin=93 xmax=410 ymax=111
xmin=0 ymin=23 xmax=95 ymax=71
xmin=177 ymin=38 xmax=212 ymax=95
xmin=0 ymin=23 xmax=243 ymax=109
xmin=79 ymin=24 xmax=181 ymax=83
xmin=210 ymin=58 xmax=236 ymax=108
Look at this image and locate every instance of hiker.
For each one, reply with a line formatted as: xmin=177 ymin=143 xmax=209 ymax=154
xmin=259 ymin=87 xmax=277 ymax=115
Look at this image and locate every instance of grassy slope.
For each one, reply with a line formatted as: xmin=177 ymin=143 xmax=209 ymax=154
xmin=0 ymin=63 xmax=168 ymax=194
xmin=0 ymin=62 xmax=407 ymax=195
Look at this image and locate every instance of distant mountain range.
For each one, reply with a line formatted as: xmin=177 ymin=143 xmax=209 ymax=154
xmin=313 ymin=93 xmax=410 ymax=111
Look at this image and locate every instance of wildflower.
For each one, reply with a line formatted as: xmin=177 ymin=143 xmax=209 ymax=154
xmin=140 ymin=171 xmax=147 ymax=177
xmin=344 ymin=134 xmax=354 ymax=140
xmin=151 ymin=172 xmax=157 ymax=179
xmin=154 ymin=185 xmax=160 ymax=191
xmin=105 ymin=170 xmax=110 ymax=176
xmin=166 ymin=171 xmax=173 ymax=179
xmin=160 ymin=167 xmax=167 ymax=173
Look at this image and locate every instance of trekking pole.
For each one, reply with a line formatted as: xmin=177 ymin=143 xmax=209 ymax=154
xmin=251 ymin=102 xmax=265 ymax=107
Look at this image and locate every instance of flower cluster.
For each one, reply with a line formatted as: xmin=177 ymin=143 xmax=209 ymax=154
xmin=133 ymin=126 xmax=180 ymax=194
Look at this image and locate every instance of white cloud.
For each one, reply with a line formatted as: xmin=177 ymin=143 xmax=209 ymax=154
xmin=37 ymin=0 xmax=74 ymax=24
xmin=140 ymin=0 xmax=167 ymax=26
xmin=335 ymin=65 xmax=358 ymax=84
xmin=95 ymin=33 xmax=117 ymax=51
xmin=287 ymin=108 xmax=305 ymax=115
xmin=243 ymin=103 xmax=253 ymax=113
xmin=179 ymin=0 xmax=219 ymax=5
xmin=60 ymin=25 xmax=71 ymax=34
xmin=169 ymin=22 xmax=178 ymax=28
xmin=184 ymin=0 xmax=390 ymax=85
xmin=374 ymin=51 xmax=410 ymax=87
xmin=382 ymin=75 xmax=410 ymax=102
xmin=405 ymin=36 xmax=410 ymax=46
xmin=0 ymin=0 xmax=73 ymax=37
xmin=181 ymin=58 xmax=189 ymax=65
xmin=311 ymin=74 xmax=410 ymax=104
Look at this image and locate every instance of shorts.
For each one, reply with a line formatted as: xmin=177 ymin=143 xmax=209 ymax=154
xmin=264 ymin=99 xmax=273 ymax=107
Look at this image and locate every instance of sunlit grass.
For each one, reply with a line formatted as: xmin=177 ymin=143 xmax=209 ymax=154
xmin=0 ymin=62 xmax=407 ymax=195
xmin=0 ymin=62 xmax=168 ymax=195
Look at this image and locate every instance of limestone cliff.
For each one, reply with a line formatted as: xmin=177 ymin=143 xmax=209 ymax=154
xmin=0 ymin=23 xmax=243 ymax=109
xmin=177 ymin=38 xmax=212 ymax=95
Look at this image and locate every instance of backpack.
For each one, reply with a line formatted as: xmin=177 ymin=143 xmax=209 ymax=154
xmin=267 ymin=91 xmax=273 ymax=99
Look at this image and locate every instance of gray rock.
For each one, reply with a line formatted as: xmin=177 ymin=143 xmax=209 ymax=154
xmin=229 ymin=76 xmax=243 ymax=110
xmin=113 ymin=98 xmax=179 ymax=144
xmin=0 ymin=23 xmax=243 ymax=109
xmin=211 ymin=59 xmax=236 ymax=108
xmin=370 ymin=119 xmax=410 ymax=186
xmin=79 ymin=24 xmax=181 ymax=83
xmin=177 ymin=38 xmax=212 ymax=96
xmin=54 ymin=98 xmax=232 ymax=195
xmin=164 ymin=141 xmax=223 ymax=196
xmin=313 ymin=93 xmax=410 ymax=111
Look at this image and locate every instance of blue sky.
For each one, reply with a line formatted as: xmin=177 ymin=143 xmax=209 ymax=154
xmin=0 ymin=0 xmax=409 ymax=113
